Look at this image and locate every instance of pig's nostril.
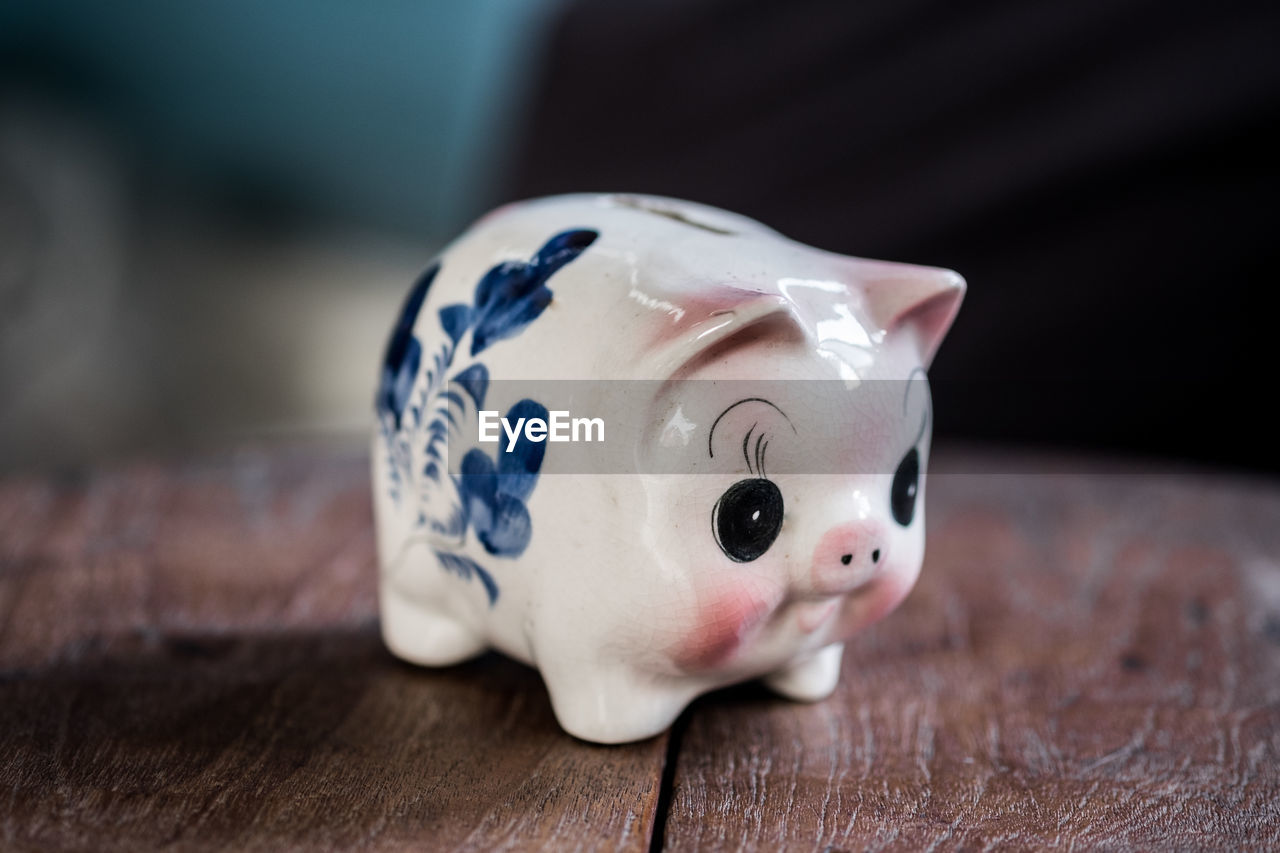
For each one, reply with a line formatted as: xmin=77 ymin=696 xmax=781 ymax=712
xmin=872 ymin=549 xmax=881 ymax=564
xmin=840 ymin=554 xmax=852 ymax=566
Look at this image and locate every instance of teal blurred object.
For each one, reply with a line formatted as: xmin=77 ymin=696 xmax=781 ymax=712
xmin=0 ymin=0 xmax=566 ymax=233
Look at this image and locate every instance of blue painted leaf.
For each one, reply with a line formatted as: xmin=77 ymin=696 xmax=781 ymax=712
xmin=469 ymin=229 xmax=598 ymax=356
xmin=476 ymin=494 xmax=532 ymax=557
xmin=532 ymin=228 xmax=600 ymax=274
xmin=376 ymin=263 xmax=438 ymax=427
xmin=451 ymin=363 xmax=489 ymax=410
xmin=458 ymin=447 xmax=497 ymax=496
xmin=457 ymin=448 xmax=497 ymax=533
xmin=471 ymin=562 xmax=500 ymax=604
xmin=378 ymin=338 xmax=421 ymax=429
xmin=471 ymin=291 xmax=553 ymax=356
xmin=472 ymin=260 xmax=523 ymax=314
xmin=434 ymin=551 xmax=499 ymax=605
xmin=496 ymin=399 xmax=547 ymax=503
xmin=439 ymin=303 xmax=472 ymax=345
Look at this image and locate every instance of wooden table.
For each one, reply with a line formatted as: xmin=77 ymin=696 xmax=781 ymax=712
xmin=2 ymin=445 xmax=1277 ymax=850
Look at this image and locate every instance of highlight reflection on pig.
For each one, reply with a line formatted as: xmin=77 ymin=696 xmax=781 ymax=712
xmin=372 ymin=194 xmax=964 ymax=743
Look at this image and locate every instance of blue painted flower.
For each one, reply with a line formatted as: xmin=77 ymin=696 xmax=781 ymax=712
xmin=377 ymin=228 xmax=600 ymax=606
xmin=456 ymin=399 xmax=548 ymax=557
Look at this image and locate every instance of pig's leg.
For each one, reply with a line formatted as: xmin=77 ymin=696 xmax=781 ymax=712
xmin=763 ymin=642 xmax=844 ymax=701
xmin=379 ymin=541 xmax=486 ymax=666
xmin=539 ymin=658 xmax=694 ymax=744
xmin=380 ymin=582 xmax=486 ymax=665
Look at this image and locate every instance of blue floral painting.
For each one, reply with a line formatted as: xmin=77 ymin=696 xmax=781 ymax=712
xmin=376 ymin=228 xmax=598 ymax=604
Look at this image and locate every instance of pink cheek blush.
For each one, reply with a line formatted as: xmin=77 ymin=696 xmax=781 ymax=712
xmin=671 ymin=574 xmax=784 ymax=671
xmin=835 ymin=562 xmax=918 ymax=636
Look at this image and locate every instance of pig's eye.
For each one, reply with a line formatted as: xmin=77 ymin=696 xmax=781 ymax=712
xmin=891 ymin=447 xmax=920 ymax=527
xmin=713 ymin=478 xmax=784 ymax=562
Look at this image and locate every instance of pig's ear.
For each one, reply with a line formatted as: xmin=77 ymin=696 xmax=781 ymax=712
xmin=862 ymin=268 xmax=965 ymax=367
xmin=645 ymin=294 xmax=799 ymax=377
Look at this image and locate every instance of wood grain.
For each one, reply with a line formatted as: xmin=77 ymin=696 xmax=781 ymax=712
xmin=0 ymin=446 xmax=666 ymax=852
xmin=3 ymin=445 xmax=1278 ymax=851
xmin=660 ymin=456 xmax=1280 ymax=851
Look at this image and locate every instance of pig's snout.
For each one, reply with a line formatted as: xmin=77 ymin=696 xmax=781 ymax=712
xmin=807 ymin=521 xmax=889 ymax=596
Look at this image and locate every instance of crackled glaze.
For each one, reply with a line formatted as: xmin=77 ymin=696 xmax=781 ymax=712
xmin=372 ymin=194 xmax=964 ymax=743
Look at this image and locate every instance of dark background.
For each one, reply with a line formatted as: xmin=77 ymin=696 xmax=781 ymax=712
xmin=2 ymin=0 xmax=1277 ymax=472
xmin=511 ymin=0 xmax=1280 ymax=472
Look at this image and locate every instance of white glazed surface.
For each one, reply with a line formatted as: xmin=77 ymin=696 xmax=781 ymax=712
xmin=372 ymin=194 xmax=964 ymax=743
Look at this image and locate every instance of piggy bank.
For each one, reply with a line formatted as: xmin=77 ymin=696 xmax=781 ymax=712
xmin=372 ymin=194 xmax=964 ymax=743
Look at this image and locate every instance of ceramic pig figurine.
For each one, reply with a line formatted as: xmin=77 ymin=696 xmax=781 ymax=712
xmin=372 ymin=194 xmax=964 ymax=743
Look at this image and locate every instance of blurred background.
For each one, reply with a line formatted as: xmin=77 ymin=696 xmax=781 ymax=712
xmin=1 ymin=0 xmax=1277 ymax=474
